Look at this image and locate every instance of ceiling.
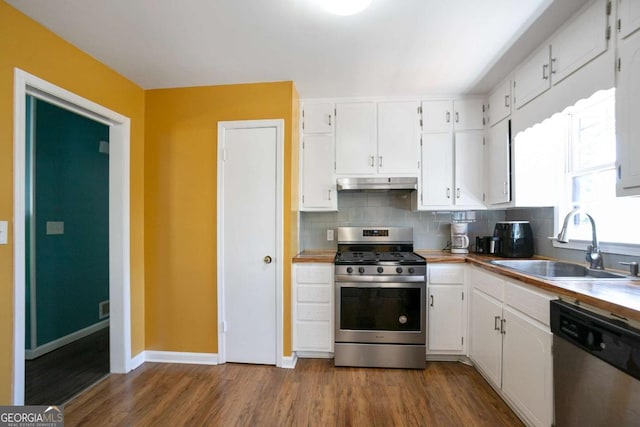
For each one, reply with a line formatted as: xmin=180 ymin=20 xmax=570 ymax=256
xmin=7 ymin=0 xmax=590 ymax=98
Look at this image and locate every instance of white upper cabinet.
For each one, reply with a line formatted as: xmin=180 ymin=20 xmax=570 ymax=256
xmin=617 ymin=0 xmax=640 ymax=39
xmin=420 ymin=132 xmax=454 ymax=207
xmin=513 ymin=44 xmax=551 ymax=109
xmin=302 ymin=103 xmax=334 ymax=134
xmin=301 ymin=134 xmax=337 ymax=210
xmin=488 ymin=79 xmax=512 ymax=127
xmin=455 ymin=131 xmax=485 ymax=207
xmin=421 ymin=99 xmax=484 ymax=132
xmin=486 ymin=119 xmax=511 ymax=205
xmin=550 ymin=0 xmax=609 ymax=85
xmin=616 ymin=28 xmax=640 ymax=195
xmin=514 ymin=0 xmax=610 ymax=109
xmin=335 ymin=102 xmax=377 ymax=175
xmin=377 ymin=101 xmax=420 ymax=175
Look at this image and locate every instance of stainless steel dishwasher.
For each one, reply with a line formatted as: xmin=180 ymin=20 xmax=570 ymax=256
xmin=550 ymin=300 xmax=640 ymax=426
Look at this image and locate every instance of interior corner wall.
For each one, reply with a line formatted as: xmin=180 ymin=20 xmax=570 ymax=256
xmin=144 ymin=81 xmax=296 ymax=356
xmin=0 ymin=1 xmax=146 ymax=404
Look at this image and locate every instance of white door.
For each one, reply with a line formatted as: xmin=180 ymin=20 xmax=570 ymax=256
xmin=453 ymin=99 xmax=484 ymax=130
xmin=487 ymin=119 xmax=511 ymax=205
xmin=514 ymin=44 xmax=551 ymax=109
xmin=301 ymin=134 xmax=336 ymax=210
xmin=469 ymin=289 xmax=503 ymax=388
xmin=335 ymin=102 xmax=377 ymax=175
xmin=454 ymin=131 xmax=485 ymax=207
xmin=421 ymin=100 xmax=452 ymax=132
xmin=427 ymin=285 xmax=464 ymax=352
xmin=220 ymin=125 xmax=278 ymax=365
xmin=420 ymin=132 xmax=453 ymax=207
xmin=377 ymin=101 xmax=420 ymax=174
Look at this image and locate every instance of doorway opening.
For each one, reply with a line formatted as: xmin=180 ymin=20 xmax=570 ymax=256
xmin=13 ymin=69 xmax=132 ymax=405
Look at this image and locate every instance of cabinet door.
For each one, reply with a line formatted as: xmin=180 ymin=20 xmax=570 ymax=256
xmin=469 ymin=289 xmax=503 ymax=388
xmin=619 ymin=0 xmax=640 ymax=39
xmin=453 ymin=99 xmax=484 ymax=130
xmin=427 ymin=285 xmax=464 ymax=352
xmin=335 ymin=102 xmax=377 ymax=175
xmin=301 ymin=134 xmax=337 ymax=210
xmin=487 ymin=119 xmax=511 ymax=205
xmin=502 ymin=307 xmax=553 ymax=427
xmin=514 ymin=44 xmax=551 ymax=109
xmin=550 ymin=0 xmax=608 ymax=85
xmin=488 ymin=79 xmax=512 ymax=127
xmin=377 ymin=101 xmax=420 ymax=174
xmin=420 ymin=132 xmax=454 ymax=207
xmin=302 ymin=103 xmax=334 ymax=134
xmin=421 ymin=100 xmax=453 ymax=132
xmin=454 ymin=131 xmax=485 ymax=207
xmin=616 ymin=30 xmax=640 ymax=195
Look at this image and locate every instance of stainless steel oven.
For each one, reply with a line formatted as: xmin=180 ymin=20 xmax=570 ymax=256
xmin=334 ymin=227 xmax=426 ymax=369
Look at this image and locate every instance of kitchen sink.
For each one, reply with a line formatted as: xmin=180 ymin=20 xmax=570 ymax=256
xmin=489 ymin=259 xmax=630 ymax=280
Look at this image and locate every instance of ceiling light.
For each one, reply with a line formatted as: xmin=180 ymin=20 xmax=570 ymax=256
xmin=319 ymin=0 xmax=372 ymax=16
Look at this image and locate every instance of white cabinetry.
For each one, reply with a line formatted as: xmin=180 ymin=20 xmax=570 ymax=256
xmin=301 ymin=134 xmax=336 ymax=210
xmin=514 ymin=0 xmax=609 ymax=109
xmin=335 ymin=102 xmax=377 ymax=175
xmin=617 ymin=0 xmax=640 ymax=39
xmin=486 ymin=119 xmax=511 ymax=205
xmin=292 ymin=264 xmax=334 ymax=354
xmin=488 ymin=79 xmax=512 ymax=126
xmin=469 ymin=267 xmax=555 ymax=427
xmin=417 ymin=131 xmax=484 ymax=210
xmin=421 ymin=99 xmax=484 ymax=132
xmin=377 ymin=101 xmax=420 ymax=175
xmin=302 ymin=103 xmax=334 ymax=134
xmin=427 ymin=264 xmax=466 ymax=355
xmin=616 ymin=13 xmax=640 ymax=195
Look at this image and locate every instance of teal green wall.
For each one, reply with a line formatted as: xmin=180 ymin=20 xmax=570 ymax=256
xmin=28 ymin=97 xmax=109 ymax=348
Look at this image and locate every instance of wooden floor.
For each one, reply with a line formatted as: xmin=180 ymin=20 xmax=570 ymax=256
xmin=65 ymin=359 xmax=523 ymax=426
xmin=25 ymin=327 xmax=110 ymax=405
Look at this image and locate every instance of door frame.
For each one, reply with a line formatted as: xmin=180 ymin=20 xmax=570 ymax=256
xmin=216 ymin=119 xmax=284 ymax=367
xmin=12 ymin=68 xmax=133 ymax=404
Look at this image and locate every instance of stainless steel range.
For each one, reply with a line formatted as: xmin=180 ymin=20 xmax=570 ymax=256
xmin=334 ymin=227 xmax=426 ymax=369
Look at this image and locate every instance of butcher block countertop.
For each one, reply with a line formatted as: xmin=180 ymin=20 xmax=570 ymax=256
xmin=293 ymin=249 xmax=640 ymax=322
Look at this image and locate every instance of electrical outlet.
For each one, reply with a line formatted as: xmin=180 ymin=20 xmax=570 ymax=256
xmin=0 ymin=221 xmax=7 ymax=244
xmin=327 ymin=229 xmax=334 ymax=241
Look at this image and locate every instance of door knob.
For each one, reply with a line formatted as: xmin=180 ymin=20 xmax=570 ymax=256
xmin=264 ymin=255 xmax=273 ymax=264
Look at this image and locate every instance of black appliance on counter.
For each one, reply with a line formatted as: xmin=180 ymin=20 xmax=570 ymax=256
xmin=334 ymin=227 xmax=426 ymax=369
xmin=475 ymin=236 xmax=500 ymax=254
xmin=493 ymin=221 xmax=534 ymax=258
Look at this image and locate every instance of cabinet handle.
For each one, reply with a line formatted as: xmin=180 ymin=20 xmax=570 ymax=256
xmin=446 ymin=188 xmax=451 ymax=199
xmin=551 ymin=58 xmax=557 ymax=74
xmin=542 ymin=63 xmax=549 ymax=80
xmin=328 ymin=189 xmax=331 ymax=201
xmin=504 ymin=95 xmax=509 ymax=108
xmin=446 ymin=111 xmax=451 ymax=123
xmin=501 ymin=318 xmax=507 ymax=335
xmin=503 ymin=181 xmax=508 ymax=195
xmin=430 ymin=295 xmax=434 ymax=307
xmin=456 ymin=188 xmax=461 ymax=199
xmin=370 ymin=156 xmax=375 ymax=167
xmin=379 ymin=156 xmax=383 ymax=168
xmin=494 ymin=316 xmax=501 ymax=331
xmin=328 ymin=114 xmax=332 ymax=126
xmin=455 ymin=112 xmax=459 ymax=123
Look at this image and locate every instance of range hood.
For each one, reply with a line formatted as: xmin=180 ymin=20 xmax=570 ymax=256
xmin=336 ymin=177 xmax=418 ymax=191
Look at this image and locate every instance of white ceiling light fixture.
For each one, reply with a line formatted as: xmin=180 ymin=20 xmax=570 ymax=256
xmin=319 ymin=0 xmax=373 ymax=16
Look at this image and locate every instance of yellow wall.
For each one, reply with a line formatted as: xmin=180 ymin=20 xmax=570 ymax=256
xmin=0 ymin=1 xmax=146 ymax=403
xmin=145 ymin=82 xmax=298 ymax=355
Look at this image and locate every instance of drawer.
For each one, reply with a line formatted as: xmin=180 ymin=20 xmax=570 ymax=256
xmin=297 ymin=285 xmax=331 ymax=303
xmin=470 ymin=267 xmax=504 ymax=301
xmin=504 ymin=279 xmax=557 ymax=326
xmin=297 ymin=303 xmax=331 ymax=321
xmin=429 ymin=264 xmax=465 ymax=284
xmin=295 ymin=322 xmax=331 ymax=351
xmin=296 ymin=265 xmax=332 ymax=284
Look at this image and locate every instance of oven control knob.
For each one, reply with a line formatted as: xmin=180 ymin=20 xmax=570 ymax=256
xmin=396 ymin=267 xmax=403 ymax=274
xmin=346 ymin=267 xmax=353 ymax=274
xmin=358 ymin=267 xmax=365 ymax=274
xmin=377 ymin=267 xmax=384 ymax=274
xmin=408 ymin=267 xmax=415 ymax=274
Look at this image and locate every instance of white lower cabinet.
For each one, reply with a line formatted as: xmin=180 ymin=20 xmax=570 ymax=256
xmin=469 ymin=267 xmax=555 ymax=427
xmin=427 ymin=264 xmax=466 ymax=355
xmin=292 ymin=264 xmax=334 ymax=354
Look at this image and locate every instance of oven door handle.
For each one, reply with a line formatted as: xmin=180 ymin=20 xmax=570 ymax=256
xmin=336 ymin=281 xmax=426 ymax=288
xmin=335 ymin=276 xmax=426 ymax=284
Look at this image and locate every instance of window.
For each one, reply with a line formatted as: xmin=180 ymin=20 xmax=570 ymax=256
xmin=558 ymin=89 xmax=640 ymax=251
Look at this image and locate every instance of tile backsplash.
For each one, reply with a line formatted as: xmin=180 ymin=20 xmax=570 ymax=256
xmin=300 ymin=191 xmax=506 ymax=250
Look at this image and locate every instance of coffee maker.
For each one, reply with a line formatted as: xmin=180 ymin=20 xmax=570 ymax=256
xmin=451 ymin=222 xmax=470 ymax=254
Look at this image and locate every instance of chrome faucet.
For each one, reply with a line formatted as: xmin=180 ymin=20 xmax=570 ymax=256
xmin=557 ymin=208 xmax=604 ymax=270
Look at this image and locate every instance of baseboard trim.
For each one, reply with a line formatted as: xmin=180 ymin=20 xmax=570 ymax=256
xmin=295 ymin=351 xmax=334 ymax=359
xmin=281 ymin=353 xmax=298 ymax=369
xmin=144 ymin=351 xmax=219 ymax=365
xmin=25 ymin=319 xmax=109 ymax=360
xmin=129 ymin=351 xmax=146 ymax=370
